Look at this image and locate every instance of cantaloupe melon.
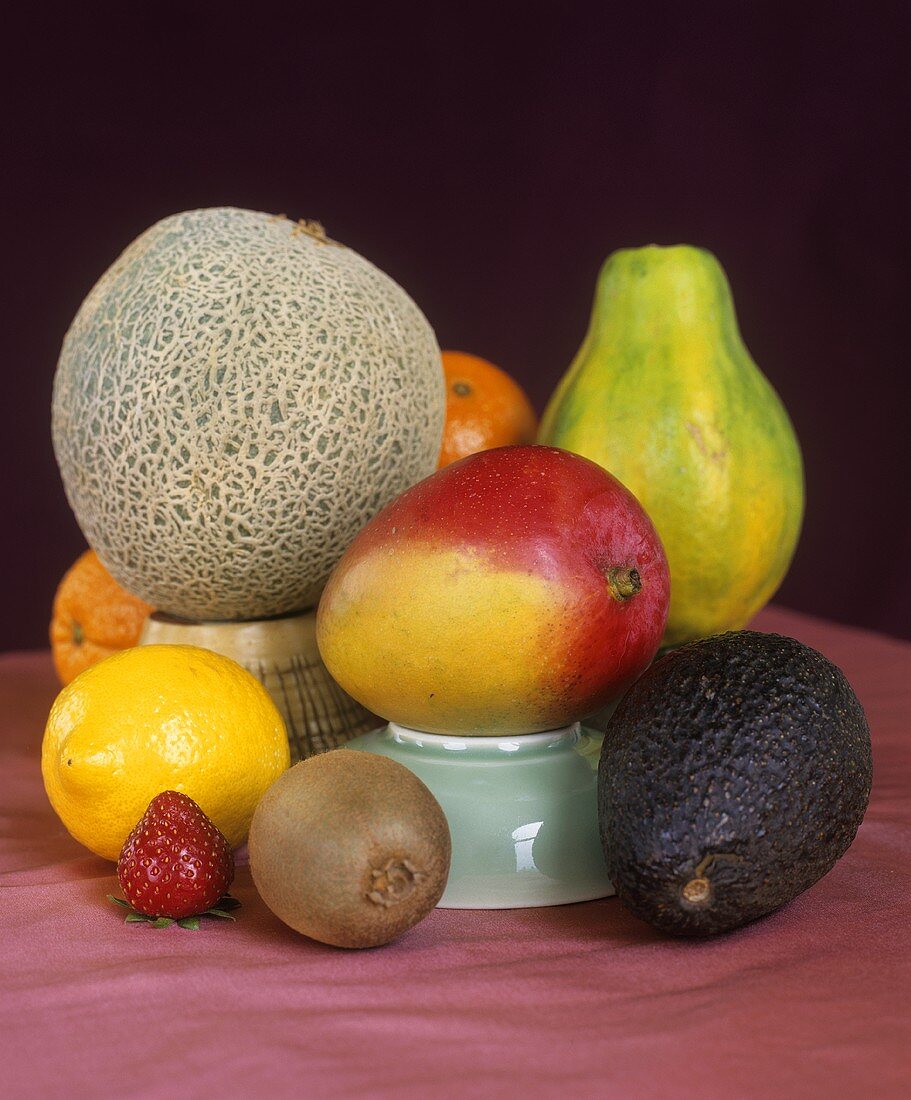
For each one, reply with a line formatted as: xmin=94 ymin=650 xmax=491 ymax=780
xmin=52 ymin=208 xmax=445 ymax=622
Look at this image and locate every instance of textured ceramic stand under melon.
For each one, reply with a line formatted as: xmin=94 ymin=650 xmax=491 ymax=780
xmin=346 ymin=722 xmax=614 ymax=909
xmin=140 ymin=610 xmax=375 ymax=761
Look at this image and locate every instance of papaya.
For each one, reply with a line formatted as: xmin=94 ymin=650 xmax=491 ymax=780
xmin=539 ymin=245 xmax=803 ymax=647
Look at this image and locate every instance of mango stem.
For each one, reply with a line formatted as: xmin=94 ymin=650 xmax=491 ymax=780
xmin=607 ymin=566 xmax=641 ymax=601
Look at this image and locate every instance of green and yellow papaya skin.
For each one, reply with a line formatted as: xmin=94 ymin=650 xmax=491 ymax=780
xmin=540 ymin=245 xmax=804 ymax=647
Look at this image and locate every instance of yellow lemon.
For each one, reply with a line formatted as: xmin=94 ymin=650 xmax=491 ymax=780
xmin=42 ymin=644 xmax=290 ymax=861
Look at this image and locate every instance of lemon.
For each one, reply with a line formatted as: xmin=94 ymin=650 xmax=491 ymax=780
xmin=42 ymin=644 xmax=290 ymax=861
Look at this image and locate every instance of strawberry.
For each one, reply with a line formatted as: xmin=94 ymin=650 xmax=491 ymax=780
xmin=116 ymin=791 xmax=234 ymax=921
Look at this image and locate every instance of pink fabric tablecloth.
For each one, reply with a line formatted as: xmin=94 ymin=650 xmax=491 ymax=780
xmin=2 ymin=607 xmax=910 ymax=1098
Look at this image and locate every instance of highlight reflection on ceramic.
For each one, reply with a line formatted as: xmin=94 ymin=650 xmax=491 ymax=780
xmin=346 ymin=722 xmax=614 ymax=909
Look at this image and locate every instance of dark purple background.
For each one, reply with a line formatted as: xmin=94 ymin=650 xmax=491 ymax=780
xmin=3 ymin=5 xmax=908 ymax=651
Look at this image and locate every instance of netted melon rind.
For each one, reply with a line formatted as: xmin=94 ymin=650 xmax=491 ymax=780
xmin=52 ymin=208 xmax=444 ymax=621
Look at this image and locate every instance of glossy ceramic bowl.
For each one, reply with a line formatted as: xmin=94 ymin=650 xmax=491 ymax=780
xmin=346 ymin=722 xmax=614 ymax=909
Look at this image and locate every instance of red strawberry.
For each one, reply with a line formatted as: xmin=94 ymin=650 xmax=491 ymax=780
xmin=117 ymin=791 xmax=234 ymax=920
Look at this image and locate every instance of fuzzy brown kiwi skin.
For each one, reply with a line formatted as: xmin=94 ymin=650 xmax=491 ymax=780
xmin=248 ymin=749 xmax=451 ymax=948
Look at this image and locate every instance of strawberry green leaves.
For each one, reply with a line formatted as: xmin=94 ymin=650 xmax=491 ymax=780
xmin=107 ymin=894 xmax=240 ymax=930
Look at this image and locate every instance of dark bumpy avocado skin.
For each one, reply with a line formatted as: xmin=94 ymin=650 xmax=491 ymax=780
xmin=598 ymin=631 xmax=872 ymax=936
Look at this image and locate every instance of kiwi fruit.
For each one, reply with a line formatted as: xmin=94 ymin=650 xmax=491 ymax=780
xmin=248 ymin=749 xmax=451 ymax=948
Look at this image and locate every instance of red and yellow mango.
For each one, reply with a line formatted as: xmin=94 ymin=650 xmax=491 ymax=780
xmin=316 ymin=445 xmax=670 ymax=735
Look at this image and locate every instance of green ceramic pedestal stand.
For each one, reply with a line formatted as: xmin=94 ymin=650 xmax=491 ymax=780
xmin=347 ymin=722 xmax=614 ymax=909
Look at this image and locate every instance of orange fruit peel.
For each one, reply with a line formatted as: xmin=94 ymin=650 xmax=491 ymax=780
xmin=50 ymin=549 xmax=153 ymax=685
xmin=438 ymin=351 xmax=537 ymax=468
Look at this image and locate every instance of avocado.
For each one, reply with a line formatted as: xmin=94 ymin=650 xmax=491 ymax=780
xmin=598 ymin=631 xmax=872 ymax=935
